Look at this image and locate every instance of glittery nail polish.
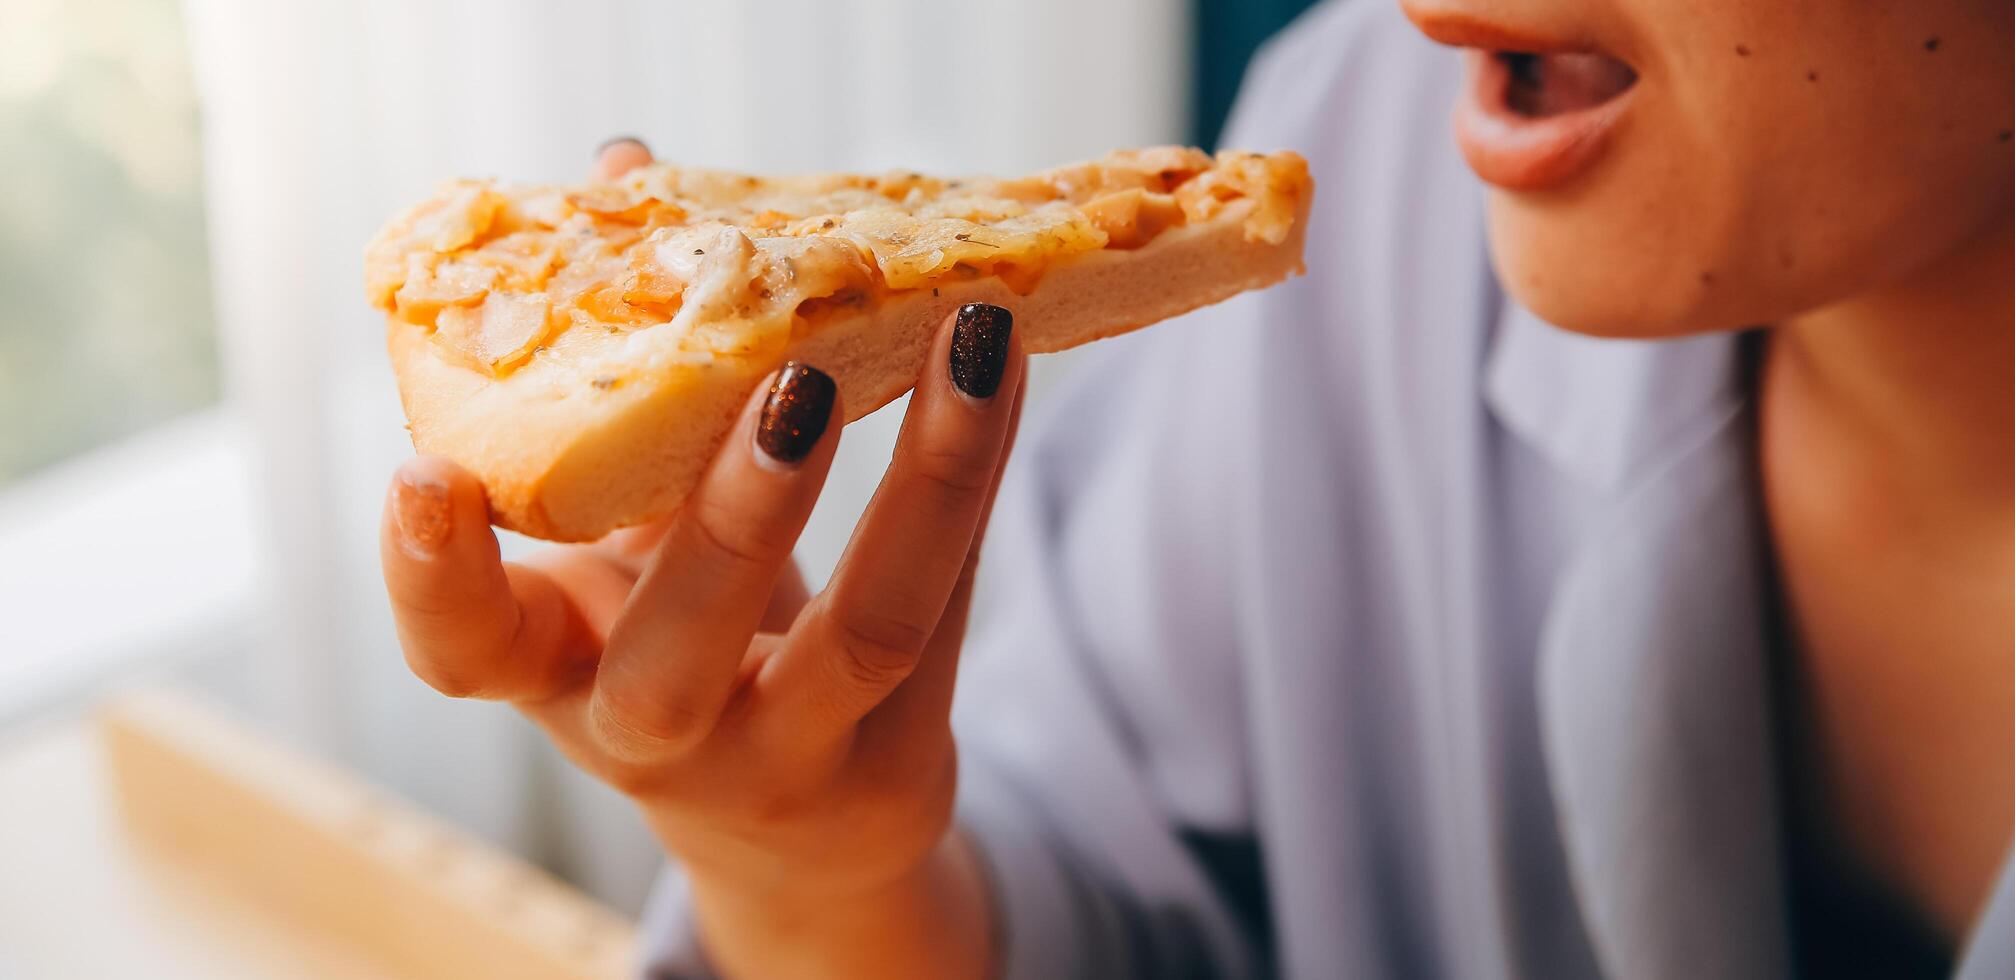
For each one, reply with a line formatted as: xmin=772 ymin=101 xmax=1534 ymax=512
xmin=756 ymin=362 xmax=837 ymax=463
xmin=393 ymin=473 xmax=452 ymax=555
xmin=950 ymin=303 xmax=1013 ymax=400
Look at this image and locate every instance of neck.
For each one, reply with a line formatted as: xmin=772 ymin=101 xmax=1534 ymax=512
xmin=1776 ymin=223 xmax=2015 ymax=507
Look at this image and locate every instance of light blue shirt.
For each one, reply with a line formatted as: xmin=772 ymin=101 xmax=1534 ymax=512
xmin=644 ymin=2 xmax=2015 ymax=976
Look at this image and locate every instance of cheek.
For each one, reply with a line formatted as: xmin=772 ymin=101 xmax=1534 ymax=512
xmin=1484 ymin=133 xmax=1846 ymax=337
xmin=1484 ymin=122 xmax=1802 ymax=337
xmin=1486 ymin=14 xmax=2015 ymax=338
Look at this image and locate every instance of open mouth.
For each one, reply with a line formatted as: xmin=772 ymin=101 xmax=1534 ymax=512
xmin=1400 ymin=6 xmax=1642 ymax=191
xmin=1452 ymin=46 xmax=1639 ymax=191
xmin=1497 ymin=51 xmax=1638 ymax=118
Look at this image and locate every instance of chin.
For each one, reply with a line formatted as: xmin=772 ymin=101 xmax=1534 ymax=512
xmin=1486 ymin=200 xmax=1698 ymax=339
xmin=1483 ymin=192 xmax=1805 ymax=340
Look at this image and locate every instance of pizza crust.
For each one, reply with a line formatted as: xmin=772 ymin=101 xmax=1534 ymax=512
xmin=389 ymin=192 xmax=1309 ymax=541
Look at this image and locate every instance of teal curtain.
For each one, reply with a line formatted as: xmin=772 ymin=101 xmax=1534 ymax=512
xmin=1192 ymin=0 xmax=1327 ymax=147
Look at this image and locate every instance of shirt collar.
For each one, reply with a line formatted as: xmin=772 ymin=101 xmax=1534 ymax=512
xmin=1483 ymin=293 xmax=1794 ymax=978
xmin=1479 ymin=295 xmax=2015 ymax=980
xmin=1482 ymin=294 xmax=1754 ymax=494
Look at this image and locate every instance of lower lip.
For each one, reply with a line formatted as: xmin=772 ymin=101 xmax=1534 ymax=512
xmin=1453 ymin=50 xmax=1634 ymax=192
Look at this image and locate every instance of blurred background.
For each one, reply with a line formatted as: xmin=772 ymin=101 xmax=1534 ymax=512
xmin=0 ymin=0 xmax=1321 ymax=913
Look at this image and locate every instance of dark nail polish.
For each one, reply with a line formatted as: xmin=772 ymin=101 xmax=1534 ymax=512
xmin=950 ymin=303 xmax=1013 ymax=400
xmin=756 ymin=362 xmax=837 ymax=463
xmin=596 ymin=134 xmax=649 ymax=157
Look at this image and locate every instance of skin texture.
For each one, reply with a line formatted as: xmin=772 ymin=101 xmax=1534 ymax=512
xmin=1762 ymin=244 xmax=2015 ymax=947
xmin=1403 ymin=0 xmax=2015 ymax=957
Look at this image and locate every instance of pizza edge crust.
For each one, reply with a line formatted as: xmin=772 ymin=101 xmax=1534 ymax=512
xmin=389 ymin=191 xmax=1311 ymax=542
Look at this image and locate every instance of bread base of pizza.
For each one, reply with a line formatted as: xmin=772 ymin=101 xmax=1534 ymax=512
xmin=369 ymin=148 xmax=1312 ymax=541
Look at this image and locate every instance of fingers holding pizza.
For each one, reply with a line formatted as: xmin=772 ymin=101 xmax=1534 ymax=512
xmin=379 ymin=309 xmax=1015 ymax=976
xmin=379 ymin=160 xmax=1020 ymax=967
xmin=374 ymin=133 xmax=1306 ymax=975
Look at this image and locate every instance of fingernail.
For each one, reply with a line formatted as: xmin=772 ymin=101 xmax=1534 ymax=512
xmin=756 ymin=362 xmax=837 ymax=464
xmin=393 ymin=472 xmax=453 ymax=556
xmin=596 ymin=134 xmax=649 ymax=158
xmin=950 ymin=303 xmax=1013 ymax=400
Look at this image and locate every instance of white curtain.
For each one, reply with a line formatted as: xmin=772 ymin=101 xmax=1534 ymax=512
xmin=183 ymin=0 xmax=1188 ymax=910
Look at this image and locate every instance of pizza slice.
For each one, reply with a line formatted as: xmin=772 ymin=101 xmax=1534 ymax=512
xmin=365 ymin=146 xmax=1313 ymax=541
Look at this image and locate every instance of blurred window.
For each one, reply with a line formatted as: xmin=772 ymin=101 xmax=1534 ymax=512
xmin=0 ymin=0 xmax=219 ymax=486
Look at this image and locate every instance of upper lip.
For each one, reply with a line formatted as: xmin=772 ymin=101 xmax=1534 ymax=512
xmin=1401 ymin=4 xmax=1600 ymax=56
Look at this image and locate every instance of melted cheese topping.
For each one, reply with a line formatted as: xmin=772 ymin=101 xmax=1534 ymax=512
xmin=366 ymin=147 xmax=1310 ymax=377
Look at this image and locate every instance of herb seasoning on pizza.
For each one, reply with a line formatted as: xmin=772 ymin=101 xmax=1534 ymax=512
xmin=365 ymin=147 xmax=1313 ymax=541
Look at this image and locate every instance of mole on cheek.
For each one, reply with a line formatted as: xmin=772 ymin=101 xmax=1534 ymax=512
xmin=1805 ymin=69 xmax=1819 ymax=82
xmin=1735 ymin=44 xmax=1751 ymax=57
xmin=1699 ymin=271 xmax=1718 ymax=287
xmin=1924 ymin=37 xmax=1942 ymax=52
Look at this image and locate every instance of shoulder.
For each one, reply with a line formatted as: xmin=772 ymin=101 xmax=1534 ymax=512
xmin=1229 ymin=0 xmax=1485 ymax=298
xmin=1045 ymin=0 xmax=1490 ymax=424
xmin=1012 ymin=0 xmax=1496 ymax=516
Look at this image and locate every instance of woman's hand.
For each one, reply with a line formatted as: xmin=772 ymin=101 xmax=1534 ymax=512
xmin=378 ymin=139 xmax=1023 ymax=979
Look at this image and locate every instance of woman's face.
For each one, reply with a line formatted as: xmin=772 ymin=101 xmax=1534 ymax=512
xmin=1402 ymin=0 xmax=2015 ymax=338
